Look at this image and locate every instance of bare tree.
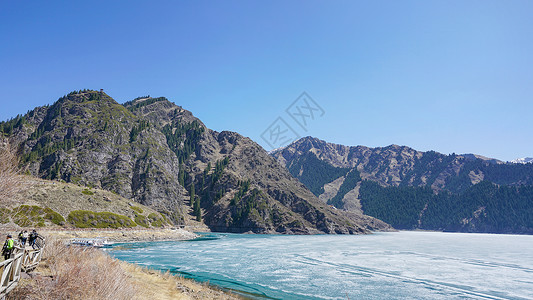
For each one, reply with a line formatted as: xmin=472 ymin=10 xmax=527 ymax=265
xmin=0 ymin=141 xmax=28 ymax=202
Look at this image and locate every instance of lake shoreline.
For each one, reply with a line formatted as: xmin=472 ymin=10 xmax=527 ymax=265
xmin=38 ymin=227 xmax=200 ymax=242
xmin=8 ymin=228 xmax=244 ymax=300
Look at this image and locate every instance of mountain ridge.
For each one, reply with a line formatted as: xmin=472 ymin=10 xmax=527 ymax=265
xmin=272 ymin=136 xmax=533 ymax=234
xmin=0 ymin=90 xmax=391 ymax=234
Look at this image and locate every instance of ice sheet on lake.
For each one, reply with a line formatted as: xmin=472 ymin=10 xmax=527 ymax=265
xmin=111 ymin=232 xmax=533 ymax=300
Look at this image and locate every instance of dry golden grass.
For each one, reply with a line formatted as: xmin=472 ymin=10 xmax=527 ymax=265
xmin=9 ymin=238 xmax=136 ymax=300
xmin=9 ymin=237 xmax=241 ymax=300
xmin=0 ymin=141 xmax=30 ymax=204
xmin=122 ymin=263 xmax=241 ymax=300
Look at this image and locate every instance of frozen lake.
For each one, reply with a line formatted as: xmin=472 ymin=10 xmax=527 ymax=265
xmin=109 ymin=231 xmax=533 ymax=299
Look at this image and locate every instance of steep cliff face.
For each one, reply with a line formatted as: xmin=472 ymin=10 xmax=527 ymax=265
xmin=272 ymin=137 xmax=533 ymax=234
xmin=0 ymin=91 xmax=391 ymax=234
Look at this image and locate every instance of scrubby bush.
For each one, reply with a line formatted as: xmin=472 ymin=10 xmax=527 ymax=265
xmin=8 ymin=205 xmax=64 ymax=227
xmin=131 ymin=206 xmax=143 ymax=214
xmin=13 ymin=205 xmax=45 ymax=226
xmin=44 ymin=207 xmax=65 ymax=225
xmin=148 ymin=213 xmax=166 ymax=227
xmin=67 ymin=210 xmax=136 ymax=228
xmin=82 ymin=188 xmax=94 ymax=195
xmin=134 ymin=214 xmax=149 ymax=228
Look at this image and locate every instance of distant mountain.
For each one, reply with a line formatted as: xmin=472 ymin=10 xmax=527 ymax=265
xmin=272 ymin=136 xmax=533 ymax=234
xmin=0 ymin=90 xmax=390 ymax=234
xmin=511 ymin=157 xmax=533 ymax=164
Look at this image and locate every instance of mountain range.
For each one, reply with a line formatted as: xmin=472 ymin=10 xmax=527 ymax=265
xmin=272 ymin=137 xmax=533 ymax=234
xmin=0 ymin=90 xmax=390 ymax=234
xmin=2 ymin=90 xmax=531 ymax=234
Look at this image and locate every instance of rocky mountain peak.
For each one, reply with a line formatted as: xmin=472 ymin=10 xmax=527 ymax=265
xmin=123 ymin=96 xmax=202 ymax=128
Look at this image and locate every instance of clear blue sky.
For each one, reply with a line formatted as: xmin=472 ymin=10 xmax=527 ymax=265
xmin=1 ymin=1 xmax=532 ymax=161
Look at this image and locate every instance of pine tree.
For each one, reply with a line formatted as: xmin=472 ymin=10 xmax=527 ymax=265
xmin=194 ymin=196 xmax=202 ymax=222
xmin=189 ymin=183 xmax=195 ymax=206
xmin=178 ymin=163 xmax=185 ymax=187
xmin=189 ymin=183 xmax=202 ymax=222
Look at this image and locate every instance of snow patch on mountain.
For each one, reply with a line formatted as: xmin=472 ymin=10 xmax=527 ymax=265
xmin=510 ymin=157 xmax=533 ymax=164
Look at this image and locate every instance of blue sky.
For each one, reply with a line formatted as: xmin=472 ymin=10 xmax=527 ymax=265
xmin=1 ymin=1 xmax=532 ymax=161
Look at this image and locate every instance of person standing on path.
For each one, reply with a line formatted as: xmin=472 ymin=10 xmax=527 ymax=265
xmin=29 ymin=229 xmax=38 ymax=249
xmin=2 ymin=235 xmax=14 ymax=260
xmin=21 ymin=230 xmax=29 ymax=246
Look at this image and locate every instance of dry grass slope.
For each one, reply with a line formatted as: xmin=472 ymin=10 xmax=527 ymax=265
xmin=11 ymin=178 xmax=164 ymax=223
xmin=0 ymin=141 xmax=30 ymax=204
xmin=8 ymin=238 xmax=241 ymax=300
xmin=123 ymin=263 xmax=241 ymax=300
xmin=9 ymin=238 xmax=135 ymax=300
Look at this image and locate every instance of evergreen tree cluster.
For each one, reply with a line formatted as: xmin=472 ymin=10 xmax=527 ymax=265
xmin=63 ymin=89 xmax=104 ymax=102
xmin=87 ymin=91 xmax=102 ymax=101
xmin=124 ymin=97 xmax=167 ymax=111
xmin=210 ymin=157 xmax=229 ymax=187
xmin=232 ymin=188 xmax=265 ymax=226
xmin=189 ymin=183 xmax=202 ymax=222
xmin=444 ymin=159 xmax=533 ymax=191
xmin=188 ymin=158 xmax=231 ymax=222
xmin=400 ymin=151 xmax=457 ymax=187
xmin=230 ymin=180 xmax=251 ymax=206
xmin=328 ymin=169 xmax=361 ymax=208
xmin=29 ymin=125 xmax=46 ymax=141
xmin=287 ymin=152 xmax=351 ymax=196
xmin=129 ymin=120 xmax=150 ymax=142
xmin=483 ymin=163 xmax=533 ymax=185
xmin=161 ymin=120 xmax=204 ymax=163
xmin=421 ymin=181 xmax=533 ymax=233
xmin=359 ymin=180 xmax=434 ymax=229
xmin=204 ymin=162 xmax=211 ymax=178
xmin=67 ymin=89 xmax=94 ymax=95
xmin=49 ymin=161 xmax=64 ymax=180
xmin=22 ymin=135 xmax=81 ymax=163
xmin=201 ymin=159 xmax=230 ymax=208
xmin=0 ymin=114 xmax=27 ymax=135
xmin=27 ymin=101 xmax=67 ymax=142
xmin=359 ymin=180 xmax=533 ymax=233
xmin=132 ymin=95 xmax=151 ymax=101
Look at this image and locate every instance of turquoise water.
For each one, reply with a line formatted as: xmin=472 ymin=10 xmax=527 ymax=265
xmin=109 ymin=232 xmax=533 ymax=299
